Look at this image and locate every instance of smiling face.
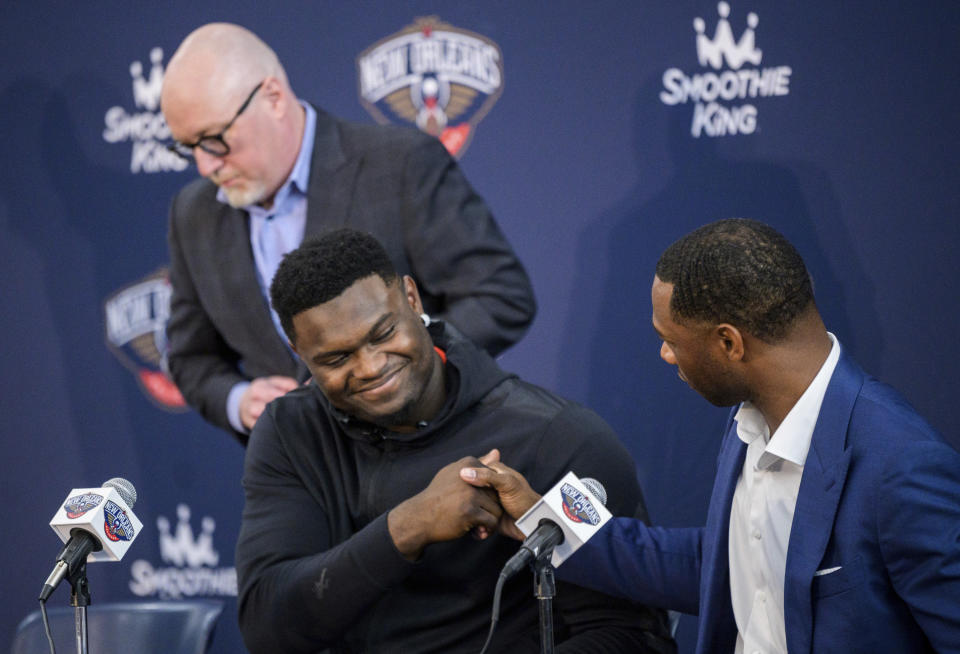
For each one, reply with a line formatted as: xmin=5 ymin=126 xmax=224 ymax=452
xmin=651 ymin=276 xmax=746 ymax=407
xmin=290 ymin=274 xmax=445 ymax=431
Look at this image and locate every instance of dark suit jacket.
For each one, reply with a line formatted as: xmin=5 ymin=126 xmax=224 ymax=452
xmin=560 ymin=350 xmax=960 ymax=653
xmin=166 ymin=108 xmax=535 ymax=442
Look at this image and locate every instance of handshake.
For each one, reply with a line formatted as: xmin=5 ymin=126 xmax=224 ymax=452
xmin=385 ymin=448 xmax=544 ymax=561
xmin=386 ymin=448 xmax=610 ymax=568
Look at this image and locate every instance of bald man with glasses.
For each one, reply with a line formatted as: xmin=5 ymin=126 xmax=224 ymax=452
xmin=160 ymin=23 xmax=536 ymax=444
xmin=166 ymin=79 xmax=263 ymax=160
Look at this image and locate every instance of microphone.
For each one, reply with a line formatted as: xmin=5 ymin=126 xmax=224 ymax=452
xmin=39 ymin=477 xmax=143 ymax=601
xmin=501 ymin=473 xmax=611 ymax=578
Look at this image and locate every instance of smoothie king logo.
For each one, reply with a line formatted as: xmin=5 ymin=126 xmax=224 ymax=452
xmin=357 ymin=16 xmax=504 ymax=157
xmin=129 ymin=504 xmax=237 ymax=599
xmin=660 ymin=2 xmax=792 ymax=137
xmin=104 ymin=269 xmax=186 ymax=411
xmin=102 ymin=47 xmax=188 ymax=173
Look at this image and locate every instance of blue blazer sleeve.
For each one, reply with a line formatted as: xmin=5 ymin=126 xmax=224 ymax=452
xmin=560 ymin=520 xmax=704 ymax=616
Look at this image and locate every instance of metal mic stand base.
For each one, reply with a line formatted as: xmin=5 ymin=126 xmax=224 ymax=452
xmin=533 ymin=556 xmax=556 ymax=654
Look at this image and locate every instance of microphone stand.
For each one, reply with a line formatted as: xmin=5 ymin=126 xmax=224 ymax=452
xmin=66 ymin=559 xmax=91 ymax=654
xmin=533 ymin=552 xmax=557 ymax=654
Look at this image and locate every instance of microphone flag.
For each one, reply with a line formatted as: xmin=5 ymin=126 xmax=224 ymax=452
xmin=514 ymin=471 xmax=611 ymax=567
xmin=49 ymin=485 xmax=143 ymax=563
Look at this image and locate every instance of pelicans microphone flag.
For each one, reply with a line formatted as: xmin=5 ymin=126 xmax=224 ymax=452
xmin=513 ymin=472 xmax=612 ymax=569
xmin=40 ymin=477 xmax=143 ymax=601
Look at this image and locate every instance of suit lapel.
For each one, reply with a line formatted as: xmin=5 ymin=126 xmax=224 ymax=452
xmin=305 ymin=107 xmax=361 ymax=236
xmin=214 ymin=203 xmax=274 ymax=332
xmin=782 ymin=352 xmax=862 ymax=654
xmin=698 ymin=413 xmax=746 ymax=654
xmin=213 ymin=189 xmax=296 ymax=374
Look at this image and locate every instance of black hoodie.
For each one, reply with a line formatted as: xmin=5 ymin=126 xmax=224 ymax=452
xmin=236 ymin=323 xmax=675 ymax=654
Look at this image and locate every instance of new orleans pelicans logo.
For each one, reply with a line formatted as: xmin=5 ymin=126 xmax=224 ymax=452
xmin=104 ymin=268 xmax=186 ymax=412
xmin=560 ymin=483 xmax=602 ymax=526
xmin=357 ymin=16 xmax=504 ymax=157
xmin=104 ymin=500 xmax=136 ymax=542
xmin=63 ymin=493 xmax=104 ymax=519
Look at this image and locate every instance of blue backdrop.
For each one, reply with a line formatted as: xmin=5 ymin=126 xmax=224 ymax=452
xmin=2 ymin=2 xmax=957 ymax=653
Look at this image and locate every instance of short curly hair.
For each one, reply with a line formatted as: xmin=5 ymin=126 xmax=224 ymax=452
xmin=270 ymin=228 xmax=397 ymax=342
xmin=655 ymin=218 xmax=814 ymax=342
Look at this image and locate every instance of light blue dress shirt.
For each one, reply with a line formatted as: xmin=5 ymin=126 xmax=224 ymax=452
xmin=222 ymin=102 xmax=316 ymax=433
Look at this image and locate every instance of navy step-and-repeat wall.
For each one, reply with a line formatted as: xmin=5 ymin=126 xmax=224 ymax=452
xmin=2 ymin=2 xmax=957 ymax=652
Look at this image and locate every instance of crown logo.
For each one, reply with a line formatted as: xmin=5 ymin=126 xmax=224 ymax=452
xmin=130 ymin=47 xmax=165 ymax=111
xmin=157 ymin=504 xmax=220 ymax=568
xmin=694 ymin=2 xmax=762 ymax=70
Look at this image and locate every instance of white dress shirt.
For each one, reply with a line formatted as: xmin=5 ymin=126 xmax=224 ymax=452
xmin=728 ymin=333 xmax=840 ymax=654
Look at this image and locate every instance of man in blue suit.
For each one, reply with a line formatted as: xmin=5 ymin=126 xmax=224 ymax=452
xmin=462 ymin=219 xmax=960 ymax=652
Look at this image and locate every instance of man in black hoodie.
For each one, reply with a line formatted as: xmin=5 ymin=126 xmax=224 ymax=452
xmin=235 ymin=228 xmax=675 ymax=654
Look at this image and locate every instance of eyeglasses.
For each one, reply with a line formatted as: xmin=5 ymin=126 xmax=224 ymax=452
xmin=167 ymin=81 xmax=264 ymax=160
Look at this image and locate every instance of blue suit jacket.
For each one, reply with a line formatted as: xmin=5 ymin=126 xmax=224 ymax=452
xmin=562 ymin=351 xmax=960 ymax=653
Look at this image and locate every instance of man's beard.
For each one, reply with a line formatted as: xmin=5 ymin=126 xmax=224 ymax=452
xmin=219 ymin=179 xmax=267 ymax=208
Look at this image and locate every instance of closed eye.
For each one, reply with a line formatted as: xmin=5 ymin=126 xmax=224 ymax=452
xmin=370 ymin=325 xmax=395 ymax=344
xmin=318 ymin=353 xmax=349 ymax=368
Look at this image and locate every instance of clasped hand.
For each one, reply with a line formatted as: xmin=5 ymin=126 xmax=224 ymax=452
xmin=387 ymin=449 xmax=541 ymax=560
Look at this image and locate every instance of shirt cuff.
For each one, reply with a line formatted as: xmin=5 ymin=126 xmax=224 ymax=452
xmin=227 ymin=381 xmax=252 ymax=434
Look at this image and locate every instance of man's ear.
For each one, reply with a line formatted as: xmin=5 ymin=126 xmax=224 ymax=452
xmin=402 ymin=275 xmax=423 ymax=314
xmin=261 ymin=76 xmax=287 ymax=117
xmin=715 ymin=323 xmax=745 ymax=361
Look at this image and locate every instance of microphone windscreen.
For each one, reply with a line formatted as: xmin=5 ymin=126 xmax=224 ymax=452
xmin=103 ymin=477 xmax=137 ymax=509
xmin=581 ymin=478 xmax=607 ymax=506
